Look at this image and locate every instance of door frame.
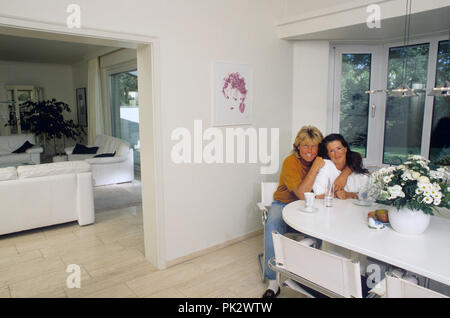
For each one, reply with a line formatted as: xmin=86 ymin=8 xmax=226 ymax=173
xmin=0 ymin=16 xmax=167 ymax=270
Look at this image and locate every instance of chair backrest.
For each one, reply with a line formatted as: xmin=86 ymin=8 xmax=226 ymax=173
xmin=385 ymin=272 xmax=448 ymax=298
xmin=272 ymin=231 xmax=362 ymax=298
xmin=261 ymin=182 xmax=278 ymax=206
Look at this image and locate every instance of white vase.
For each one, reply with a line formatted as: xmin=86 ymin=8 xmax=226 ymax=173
xmin=388 ymin=207 xmax=431 ymax=235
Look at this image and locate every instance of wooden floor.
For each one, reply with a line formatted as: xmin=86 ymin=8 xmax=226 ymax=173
xmin=0 ymin=205 xmax=303 ymax=298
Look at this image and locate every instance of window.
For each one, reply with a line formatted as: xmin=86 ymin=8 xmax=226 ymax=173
xmin=339 ymin=53 xmax=371 ymax=157
xmin=383 ymin=43 xmax=429 ymax=164
xmin=331 ymin=35 xmax=449 ymax=167
xmin=429 ymin=40 xmax=450 ymax=165
xmin=109 ymin=69 xmax=140 ymax=169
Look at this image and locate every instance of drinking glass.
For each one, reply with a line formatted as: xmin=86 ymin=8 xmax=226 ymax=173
xmin=324 ymin=179 xmax=334 ymax=207
xmin=304 ymin=192 xmax=315 ymax=211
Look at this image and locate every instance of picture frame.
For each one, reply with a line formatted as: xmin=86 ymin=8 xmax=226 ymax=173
xmin=212 ymin=61 xmax=252 ymax=126
xmin=76 ymin=87 xmax=87 ymax=127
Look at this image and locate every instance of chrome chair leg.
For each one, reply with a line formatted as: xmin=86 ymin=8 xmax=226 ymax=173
xmin=257 ymin=252 xmax=265 ymax=282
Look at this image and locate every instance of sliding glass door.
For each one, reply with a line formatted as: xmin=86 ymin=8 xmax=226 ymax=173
xmin=332 ymin=35 xmax=449 ymax=167
xmin=109 ymin=69 xmax=140 ymax=171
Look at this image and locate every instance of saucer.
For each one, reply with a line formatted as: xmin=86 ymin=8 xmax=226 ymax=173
xmin=299 ymin=206 xmax=318 ymax=213
xmin=352 ymin=200 xmax=373 ymax=207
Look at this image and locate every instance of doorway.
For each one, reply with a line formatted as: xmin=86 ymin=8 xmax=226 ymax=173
xmin=0 ymin=21 xmax=165 ymax=269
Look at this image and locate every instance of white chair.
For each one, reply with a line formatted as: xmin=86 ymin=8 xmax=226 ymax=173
xmin=269 ymin=231 xmax=363 ymax=298
xmin=384 ymin=272 xmax=448 ymax=298
xmin=256 ymin=182 xmax=279 ymax=282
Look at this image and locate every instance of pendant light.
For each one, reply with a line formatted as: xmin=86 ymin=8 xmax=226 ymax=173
xmin=389 ymin=0 xmax=416 ymax=98
xmin=428 ymin=30 xmax=450 ymax=97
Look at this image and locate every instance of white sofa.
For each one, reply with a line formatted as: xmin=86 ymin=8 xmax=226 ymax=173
xmin=65 ymin=134 xmax=134 ymax=187
xmin=0 ymin=161 xmax=95 ymax=236
xmin=0 ymin=134 xmax=43 ymax=166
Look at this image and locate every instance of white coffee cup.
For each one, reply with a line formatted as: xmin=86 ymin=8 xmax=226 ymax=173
xmin=304 ymin=192 xmax=315 ymax=210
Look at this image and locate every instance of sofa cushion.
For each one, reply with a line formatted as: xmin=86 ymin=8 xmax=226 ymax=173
xmin=0 ymin=167 xmax=18 ymax=181
xmin=12 ymin=140 xmax=34 ymax=153
xmin=17 ymin=161 xmax=91 ymax=179
xmin=7 ymin=134 xmax=36 ymax=151
xmin=72 ymin=143 xmax=99 ymax=155
xmin=0 ymin=143 xmax=11 ymax=155
xmin=0 ymin=153 xmax=31 ymax=164
xmin=96 ymin=135 xmax=130 ymax=157
xmin=93 ymin=151 xmax=116 ymax=158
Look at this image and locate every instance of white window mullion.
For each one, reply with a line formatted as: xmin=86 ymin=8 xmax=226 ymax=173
xmin=421 ymin=39 xmax=439 ymax=159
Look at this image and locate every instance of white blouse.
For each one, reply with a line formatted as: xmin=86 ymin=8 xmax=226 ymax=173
xmin=313 ymin=159 xmax=369 ymax=195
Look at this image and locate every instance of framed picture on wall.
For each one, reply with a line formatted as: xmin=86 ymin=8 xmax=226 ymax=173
xmin=76 ymin=87 xmax=87 ymax=126
xmin=212 ymin=61 xmax=252 ymax=126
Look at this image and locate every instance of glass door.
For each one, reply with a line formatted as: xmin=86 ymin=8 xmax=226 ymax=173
xmin=109 ymin=69 xmax=140 ymax=171
xmin=333 ymin=35 xmax=448 ymax=168
xmin=382 ymin=43 xmax=430 ymax=164
xmin=332 ymin=46 xmax=383 ymax=167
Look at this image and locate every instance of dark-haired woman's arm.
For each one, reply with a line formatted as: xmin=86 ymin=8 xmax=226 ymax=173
xmin=293 ymin=156 xmax=325 ymax=200
xmin=335 ymin=190 xmax=357 ymax=200
xmin=333 ymin=166 xmax=352 ymax=191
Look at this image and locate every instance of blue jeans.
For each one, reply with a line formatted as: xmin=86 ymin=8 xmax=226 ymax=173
xmin=264 ymin=200 xmax=322 ymax=281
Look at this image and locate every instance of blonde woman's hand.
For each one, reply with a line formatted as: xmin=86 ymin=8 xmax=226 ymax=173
xmin=311 ymin=156 xmax=325 ymax=172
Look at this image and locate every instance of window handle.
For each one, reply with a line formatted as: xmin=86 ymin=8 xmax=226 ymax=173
xmin=371 ymin=104 xmax=376 ymax=118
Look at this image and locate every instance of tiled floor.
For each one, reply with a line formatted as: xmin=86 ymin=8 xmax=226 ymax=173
xmin=0 ymin=205 xmax=303 ymax=298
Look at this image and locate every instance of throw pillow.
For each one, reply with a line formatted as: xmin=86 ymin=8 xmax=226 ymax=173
xmin=93 ymin=151 xmax=116 ymax=158
xmin=12 ymin=141 xmax=34 ymax=153
xmin=72 ymin=143 xmax=99 ymax=155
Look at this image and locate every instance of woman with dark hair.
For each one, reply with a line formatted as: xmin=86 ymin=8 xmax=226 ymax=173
xmin=314 ymin=133 xmax=369 ymax=199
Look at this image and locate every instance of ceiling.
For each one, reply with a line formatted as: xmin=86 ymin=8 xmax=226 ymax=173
xmin=284 ymin=6 xmax=450 ymax=42
xmin=0 ymin=34 xmax=116 ymax=64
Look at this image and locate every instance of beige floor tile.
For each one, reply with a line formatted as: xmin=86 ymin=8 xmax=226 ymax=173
xmin=86 ymin=252 xmax=152 ymax=278
xmin=127 ymin=261 xmax=205 ymax=297
xmin=115 ymin=230 xmax=144 ymax=249
xmin=0 ymin=256 xmax=66 ymax=287
xmin=58 ymin=242 xmax=125 ymax=267
xmin=40 ymin=236 xmax=105 ymax=259
xmin=0 ymin=250 xmax=43 ymax=272
xmin=42 ymin=222 xmax=78 ymax=238
xmin=81 ymin=247 xmax=145 ymax=274
xmin=65 ymin=261 xmax=154 ymax=298
xmin=177 ymin=261 xmax=258 ymax=298
xmin=0 ymin=246 xmax=19 ymax=258
xmin=0 ymin=286 xmax=10 ymax=298
xmin=95 ymin=223 xmax=142 ymax=245
xmin=15 ymin=232 xmax=80 ymax=254
xmin=8 ymin=266 xmax=88 ymax=298
xmin=0 ymin=229 xmax=46 ymax=248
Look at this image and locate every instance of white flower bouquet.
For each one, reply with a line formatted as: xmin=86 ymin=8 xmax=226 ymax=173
xmin=370 ymin=155 xmax=450 ymax=215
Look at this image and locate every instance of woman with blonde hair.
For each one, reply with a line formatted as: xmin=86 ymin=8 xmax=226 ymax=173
xmin=262 ymin=126 xmax=352 ymax=298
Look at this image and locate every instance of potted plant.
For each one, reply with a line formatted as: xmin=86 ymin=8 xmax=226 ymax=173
xmin=6 ymin=99 xmax=85 ymax=155
xmin=370 ymin=155 xmax=449 ymax=235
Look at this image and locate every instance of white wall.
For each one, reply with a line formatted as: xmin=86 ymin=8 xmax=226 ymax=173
xmin=291 ymin=41 xmax=330 ymax=141
xmin=72 ymin=60 xmax=87 ymax=92
xmin=0 ymin=0 xmax=294 ymax=263
xmin=0 ymin=60 xmax=76 ymax=136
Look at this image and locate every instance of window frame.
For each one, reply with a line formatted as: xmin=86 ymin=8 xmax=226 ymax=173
xmin=330 ymin=33 xmax=448 ymax=168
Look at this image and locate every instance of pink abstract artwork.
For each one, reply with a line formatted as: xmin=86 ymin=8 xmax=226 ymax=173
xmin=213 ymin=62 xmax=252 ymax=126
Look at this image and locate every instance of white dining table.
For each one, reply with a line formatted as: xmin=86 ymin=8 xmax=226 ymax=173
xmin=282 ymin=199 xmax=450 ymax=286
